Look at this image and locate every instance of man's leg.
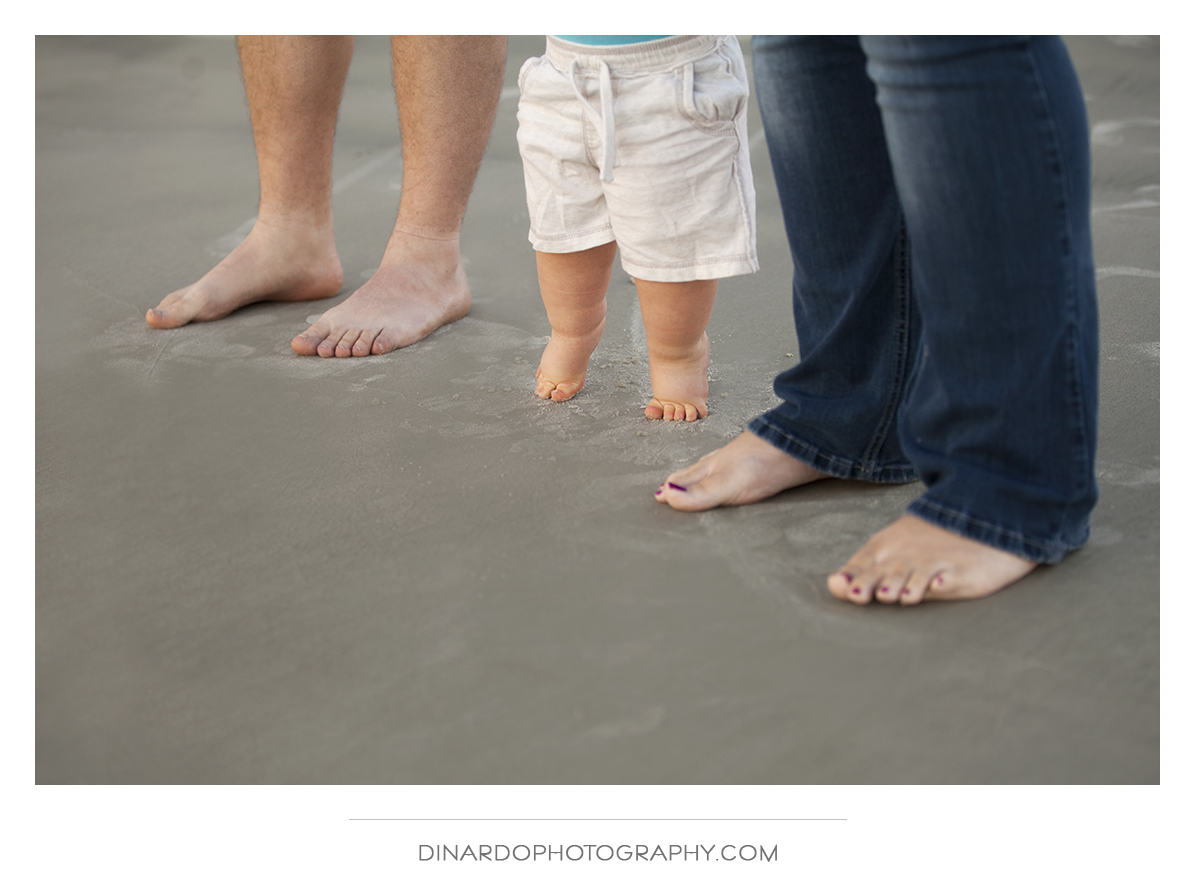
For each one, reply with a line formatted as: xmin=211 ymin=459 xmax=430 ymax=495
xmin=147 ymin=36 xmax=351 ymax=329
xmin=291 ymin=36 xmax=507 ymax=357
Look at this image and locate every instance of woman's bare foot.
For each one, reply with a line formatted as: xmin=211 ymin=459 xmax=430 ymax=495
xmin=654 ymin=430 xmax=830 ymax=511
xmin=827 ymin=514 xmax=1038 ymax=606
xmin=645 ymin=333 xmax=710 ymax=422
xmin=535 ymin=318 xmax=606 ymax=402
xmin=146 ymin=219 xmax=343 ymax=329
xmin=291 ymin=230 xmax=471 ymax=357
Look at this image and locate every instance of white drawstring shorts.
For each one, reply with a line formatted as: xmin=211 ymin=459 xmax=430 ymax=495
xmin=516 ymin=35 xmax=759 ymax=283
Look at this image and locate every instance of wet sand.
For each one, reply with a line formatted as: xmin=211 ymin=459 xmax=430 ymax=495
xmin=36 ymin=36 xmax=1158 ymax=787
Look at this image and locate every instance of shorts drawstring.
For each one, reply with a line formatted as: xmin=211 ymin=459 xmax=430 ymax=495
xmin=569 ymin=58 xmax=619 ymax=182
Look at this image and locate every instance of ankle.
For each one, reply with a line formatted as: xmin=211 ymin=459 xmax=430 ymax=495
xmin=380 ymin=227 xmax=465 ymax=272
xmin=647 ymin=332 xmax=709 ymax=364
xmin=550 ymin=316 xmax=606 ymax=344
xmin=390 ymin=224 xmax=463 ymax=243
xmin=254 ymin=203 xmax=335 ymax=235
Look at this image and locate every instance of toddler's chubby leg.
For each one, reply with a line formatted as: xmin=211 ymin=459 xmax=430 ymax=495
xmin=534 ymin=243 xmax=617 ymax=402
xmin=636 ymin=278 xmax=717 ymax=422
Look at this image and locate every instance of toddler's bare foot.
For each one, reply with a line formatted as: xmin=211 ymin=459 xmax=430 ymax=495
xmin=291 ymin=230 xmax=471 ymax=357
xmin=534 ymin=319 xmax=606 ymax=402
xmin=645 ymin=333 xmax=710 ymax=422
xmin=654 ymin=430 xmax=830 ymax=511
xmin=827 ymin=514 xmax=1038 ymax=606
xmin=146 ymin=219 xmax=343 ymax=328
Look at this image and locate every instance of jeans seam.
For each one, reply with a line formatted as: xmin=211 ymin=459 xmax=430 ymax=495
xmin=1026 ymin=41 xmax=1094 ymax=500
xmin=859 ymin=220 xmax=911 ymax=474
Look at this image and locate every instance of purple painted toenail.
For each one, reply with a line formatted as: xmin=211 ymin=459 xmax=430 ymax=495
xmin=880 ymin=586 xmax=889 ymax=593
xmin=668 ymin=482 xmax=687 ymax=491
xmin=842 ymin=572 xmax=853 ymax=582
xmin=852 ymin=587 xmax=861 ymax=595
xmin=654 ymin=488 xmax=662 ymax=495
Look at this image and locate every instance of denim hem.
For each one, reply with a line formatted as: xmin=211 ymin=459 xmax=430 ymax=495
xmin=748 ymin=416 xmax=918 ymax=484
xmin=907 ymin=497 xmax=1088 ymax=566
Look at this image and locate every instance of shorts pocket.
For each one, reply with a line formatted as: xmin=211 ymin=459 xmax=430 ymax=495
xmin=679 ymin=42 xmax=748 ymax=132
xmin=518 ymin=54 xmax=545 ymax=93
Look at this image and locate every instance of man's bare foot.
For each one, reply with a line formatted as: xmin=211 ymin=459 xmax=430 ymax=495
xmin=827 ymin=514 xmax=1038 ymax=606
xmin=146 ymin=219 xmax=343 ymax=329
xmin=645 ymin=333 xmax=710 ymax=422
xmin=291 ymin=230 xmax=471 ymax=357
xmin=535 ymin=318 xmax=606 ymax=402
xmin=654 ymin=430 xmax=830 ymax=511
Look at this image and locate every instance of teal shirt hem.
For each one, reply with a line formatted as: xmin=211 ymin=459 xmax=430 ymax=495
xmin=554 ymin=36 xmax=671 ymax=46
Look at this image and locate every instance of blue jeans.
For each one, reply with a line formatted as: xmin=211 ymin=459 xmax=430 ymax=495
xmin=748 ymin=36 xmax=1099 ymax=564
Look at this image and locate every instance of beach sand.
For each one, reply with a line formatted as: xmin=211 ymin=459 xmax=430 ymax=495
xmin=35 ymin=36 xmax=1159 ymax=784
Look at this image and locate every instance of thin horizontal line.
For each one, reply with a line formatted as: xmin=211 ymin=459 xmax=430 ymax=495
xmin=349 ymin=818 xmax=845 ymax=822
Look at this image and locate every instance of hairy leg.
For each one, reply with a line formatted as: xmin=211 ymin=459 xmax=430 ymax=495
xmin=827 ymin=514 xmax=1037 ymax=605
xmin=147 ymin=36 xmax=350 ymax=329
xmin=636 ymin=278 xmax=716 ymax=421
xmin=292 ymin=36 xmax=506 ymax=357
xmin=533 ymin=243 xmax=616 ymax=401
